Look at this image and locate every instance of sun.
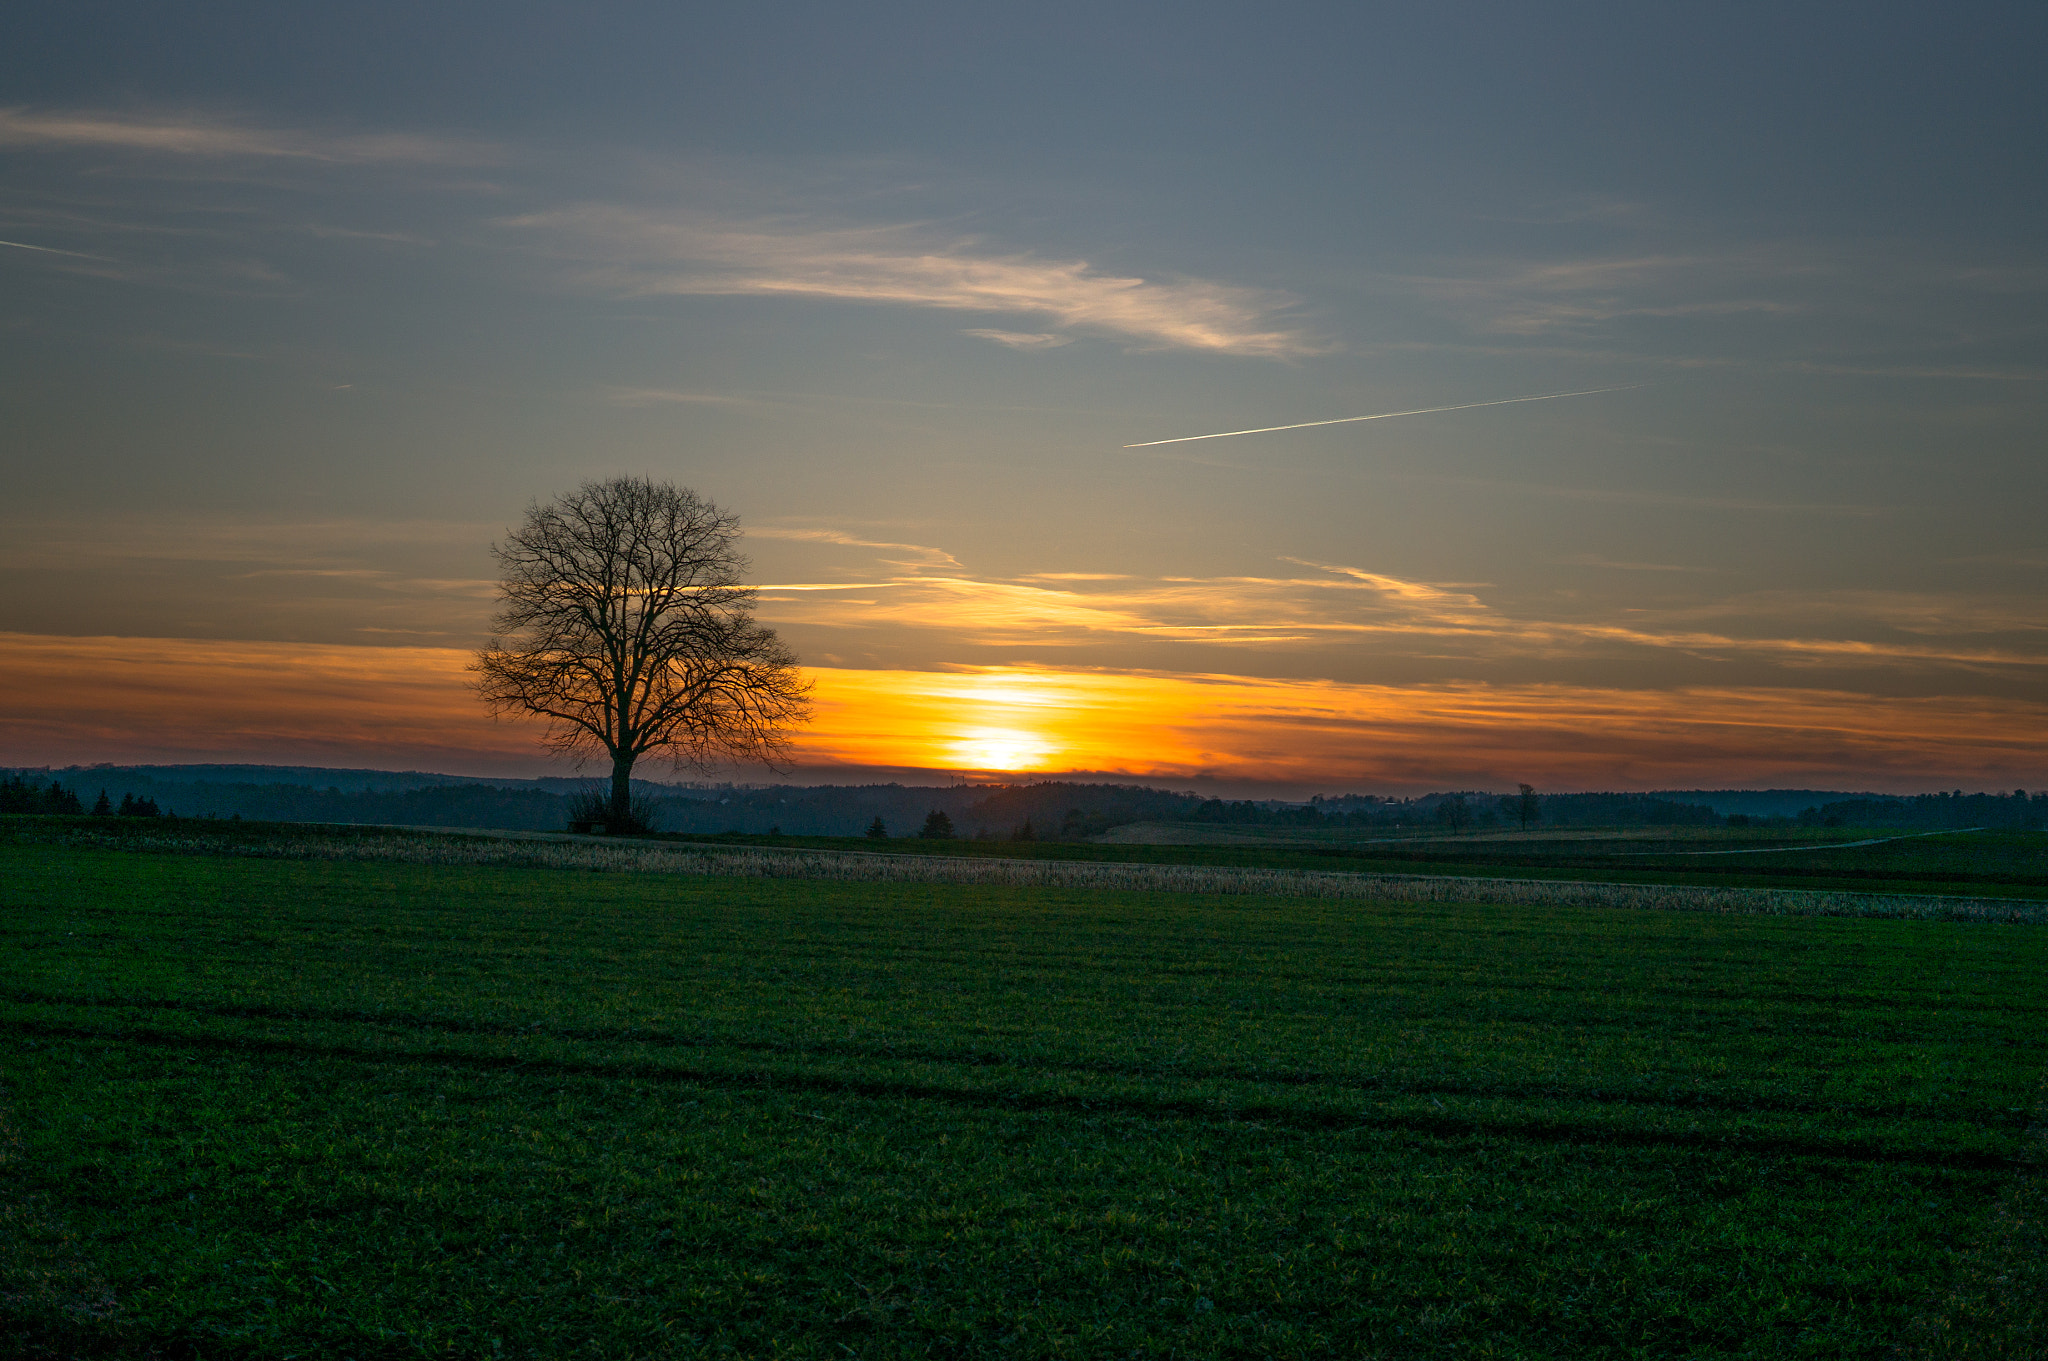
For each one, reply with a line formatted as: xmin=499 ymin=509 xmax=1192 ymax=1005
xmin=951 ymin=728 xmax=1053 ymax=772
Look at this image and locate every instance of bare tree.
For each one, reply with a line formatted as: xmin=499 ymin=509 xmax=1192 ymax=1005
xmin=472 ymin=477 xmax=811 ymax=830
xmin=1434 ymin=794 xmax=1472 ymax=834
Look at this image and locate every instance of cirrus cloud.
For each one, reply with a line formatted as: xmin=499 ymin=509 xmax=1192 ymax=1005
xmin=961 ymin=328 xmax=1073 ymax=349
xmin=0 ymin=107 xmax=497 ymax=165
xmin=502 ymin=205 xmax=1325 ymax=357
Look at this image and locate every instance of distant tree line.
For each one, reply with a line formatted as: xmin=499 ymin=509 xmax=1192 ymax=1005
xmin=860 ymin=786 xmax=1727 ymax=840
xmin=11 ymin=766 xmax=2041 ymax=838
xmin=0 ymin=777 xmax=178 ymax=817
xmin=1795 ymin=789 xmax=2045 ymax=831
xmin=1180 ymin=789 xmax=1720 ymax=832
xmin=0 ymin=775 xmax=83 ymax=815
xmin=1 ymin=774 xmax=573 ymax=829
xmin=0 ymin=770 xmax=1709 ymax=838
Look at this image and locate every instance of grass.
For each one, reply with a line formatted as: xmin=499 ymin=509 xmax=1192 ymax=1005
xmin=16 ymin=810 xmax=2048 ymax=908
xmin=13 ymin=819 xmax=2046 ymax=923
xmin=663 ymin=823 xmax=2048 ymax=901
xmin=3 ymin=834 xmax=2045 ymax=1358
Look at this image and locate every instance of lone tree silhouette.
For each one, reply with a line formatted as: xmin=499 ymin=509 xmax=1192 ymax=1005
xmin=473 ymin=476 xmax=811 ymax=831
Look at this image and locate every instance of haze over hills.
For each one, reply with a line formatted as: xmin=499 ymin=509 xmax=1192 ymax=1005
xmin=23 ymin=765 xmax=564 ymax=793
xmin=8 ymin=764 xmax=2037 ymax=837
xmin=1651 ymin=790 xmax=1888 ymax=819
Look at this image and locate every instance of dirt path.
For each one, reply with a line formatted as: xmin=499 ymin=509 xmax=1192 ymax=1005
xmin=1620 ymin=827 xmax=1984 ymax=857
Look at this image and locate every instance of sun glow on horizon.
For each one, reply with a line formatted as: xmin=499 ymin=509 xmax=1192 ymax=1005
xmin=926 ymin=673 xmax=1067 ymax=771
xmin=950 ymin=727 xmax=1056 ymax=773
xmin=3 ymin=636 xmax=2046 ymax=790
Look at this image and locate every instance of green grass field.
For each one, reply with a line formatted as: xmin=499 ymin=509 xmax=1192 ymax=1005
xmin=659 ymin=823 xmax=2048 ymax=901
xmin=21 ymin=816 xmax=2048 ymax=900
xmin=3 ymin=836 xmax=2044 ymax=1358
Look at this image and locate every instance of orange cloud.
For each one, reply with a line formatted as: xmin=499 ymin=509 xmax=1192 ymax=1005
xmin=0 ymin=633 xmax=528 ymax=772
xmin=754 ymin=557 xmax=2048 ymax=674
xmin=3 ymin=633 xmax=2044 ymax=790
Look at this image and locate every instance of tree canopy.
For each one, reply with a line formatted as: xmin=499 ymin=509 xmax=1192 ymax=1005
xmin=472 ymin=477 xmax=811 ymax=830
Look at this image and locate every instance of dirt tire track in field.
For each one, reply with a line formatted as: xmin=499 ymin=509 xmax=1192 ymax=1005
xmin=0 ymin=1088 xmax=128 ymax=1358
xmin=1895 ymin=1063 xmax=2048 ymax=1359
xmin=1 ymin=1019 xmax=2018 ymax=1172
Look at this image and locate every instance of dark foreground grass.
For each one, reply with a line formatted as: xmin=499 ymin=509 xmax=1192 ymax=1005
xmin=2 ymin=845 xmax=2044 ymax=1359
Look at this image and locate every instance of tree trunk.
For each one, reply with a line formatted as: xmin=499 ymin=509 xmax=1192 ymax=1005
xmin=610 ymin=751 xmax=635 ymax=828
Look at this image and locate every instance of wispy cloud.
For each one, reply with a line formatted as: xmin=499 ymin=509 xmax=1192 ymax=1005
xmin=1021 ymin=573 xmax=1136 ymax=582
xmin=0 ymin=108 xmax=497 ymax=165
xmin=749 ymin=526 xmax=963 ymax=572
xmin=1399 ymin=251 xmax=1814 ymax=338
xmin=300 ymin=224 xmax=435 ymax=245
xmin=0 ymin=514 xmax=497 ymax=568
xmin=961 ymin=328 xmax=1073 ymax=349
xmin=502 ymin=206 xmax=1323 ymax=357
xmin=598 ymin=386 xmax=753 ymax=407
xmin=750 ymin=537 xmax=2048 ymax=676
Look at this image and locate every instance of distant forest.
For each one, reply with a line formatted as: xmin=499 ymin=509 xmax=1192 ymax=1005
xmin=1797 ymin=789 xmax=2046 ymax=831
xmin=5 ymin=768 xmax=2043 ymax=837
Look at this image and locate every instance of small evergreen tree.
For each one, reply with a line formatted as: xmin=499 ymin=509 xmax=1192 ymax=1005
xmin=93 ymin=790 xmax=112 ymax=816
xmin=919 ymin=809 xmax=954 ymax=839
xmin=1011 ymin=818 xmax=1036 ymax=842
xmin=118 ymin=793 xmax=135 ymax=816
xmin=865 ymin=816 xmax=888 ymax=839
xmin=1517 ymin=783 xmax=1541 ymax=830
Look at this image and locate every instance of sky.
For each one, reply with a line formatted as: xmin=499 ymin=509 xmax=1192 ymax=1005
xmin=4 ymin=1 xmax=2046 ymax=795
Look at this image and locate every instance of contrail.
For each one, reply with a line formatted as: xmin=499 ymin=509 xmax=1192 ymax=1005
xmin=1121 ymin=385 xmax=1641 ymax=448
xmin=0 ymin=238 xmax=104 ymax=259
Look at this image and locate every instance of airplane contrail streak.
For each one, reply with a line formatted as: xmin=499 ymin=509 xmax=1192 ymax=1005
xmin=1121 ymin=385 xmax=1642 ymax=447
xmin=0 ymin=238 xmax=104 ymax=259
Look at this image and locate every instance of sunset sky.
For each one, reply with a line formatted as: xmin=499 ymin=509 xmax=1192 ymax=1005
xmin=5 ymin=2 xmax=2046 ymax=794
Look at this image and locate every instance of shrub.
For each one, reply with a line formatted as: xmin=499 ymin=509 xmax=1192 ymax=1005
xmin=566 ymin=787 xmax=658 ymax=835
